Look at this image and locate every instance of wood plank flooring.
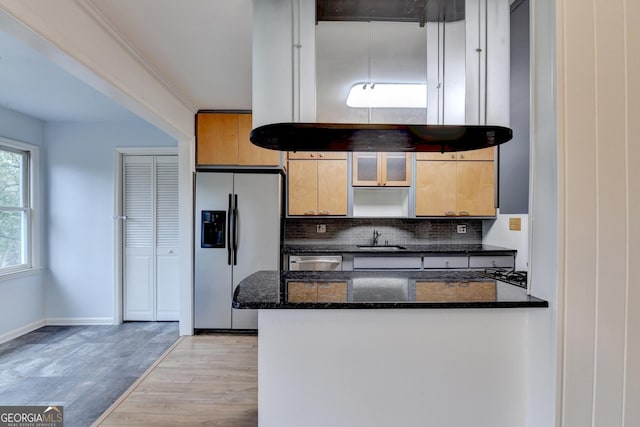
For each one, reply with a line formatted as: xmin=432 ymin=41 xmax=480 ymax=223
xmin=94 ymin=334 xmax=258 ymax=426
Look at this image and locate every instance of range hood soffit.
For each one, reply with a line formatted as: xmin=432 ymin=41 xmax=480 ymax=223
xmin=250 ymin=123 xmax=513 ymax=153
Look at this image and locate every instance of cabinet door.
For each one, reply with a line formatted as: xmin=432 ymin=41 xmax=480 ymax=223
xmin=196 ymin=113 xmax=239 ymax=165
xmin=416 ymin=148 xmax=494 ymax=161
xmin=317 ymin=282 xmax=347 ymax=302
xmin=317 ymin=160 xmax=347 ymax=215
xmin=288 ymin=152 xmax=318 ymax=160
xmin=288 ymin=160 xmax=318 ymax=215
xmin=416 ymin=152 xmax=458 ymax=161
xmin=456 ymin=161 xmax=495 ymax=216
xmin=456 ymin=282 xmax=497 ymax=302
xmin=415 ymin=161 xmax=457 ymax=216
xmin=353 ymin=152 xmax=380 ymax=186
xmin=288 ymin=152 xmax=347 ymax=160
xmin=382 ymin=153 xmax=411 ymax=186
xmin=287 ymin=282 xmax=318 ymax=302
xmin=238 ymin=114 xmax=280 ymax=166
xmin=415 ymin=282 xmax=458 ymax=302
xmin=457 ymin=147 xmax=495 ymax=161
xmin=316 ymin=152 xmax=348 ymax=160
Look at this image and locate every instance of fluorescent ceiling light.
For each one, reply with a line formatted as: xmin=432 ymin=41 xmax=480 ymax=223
xmin=346 ymin=83 xmax=427 ymax=108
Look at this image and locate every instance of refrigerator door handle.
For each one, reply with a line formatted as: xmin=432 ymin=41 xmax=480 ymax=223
xmin=227 ymin=194 xmax=233 ymax=265
xmin=233 ymin=194 xmax=239 ymax=266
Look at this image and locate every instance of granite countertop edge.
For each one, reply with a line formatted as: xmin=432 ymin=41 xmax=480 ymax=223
xmin=232 ymin=300 xmax=548 ymax=310
xmin=281 ymin=243 xmax=517 ymax=255
xmin=232 ymin=270 xmax=549 ymax=310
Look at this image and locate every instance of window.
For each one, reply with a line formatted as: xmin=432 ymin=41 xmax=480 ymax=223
xmin=0 ymin=137 xmax=38 ymax=276
xmin=346 ymin=82 xmax=427 ymax=108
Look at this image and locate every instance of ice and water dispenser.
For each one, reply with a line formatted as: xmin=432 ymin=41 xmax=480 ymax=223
xmin=201 ymin=210 xmax=226 ymax=248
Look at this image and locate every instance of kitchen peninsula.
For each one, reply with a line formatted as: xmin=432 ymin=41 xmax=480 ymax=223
xmin=233 ymin=270 xmax=547 ymax=427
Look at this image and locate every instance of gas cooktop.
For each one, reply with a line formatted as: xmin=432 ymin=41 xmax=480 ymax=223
xmin=483 ymin=268 xmax=528 ymax=289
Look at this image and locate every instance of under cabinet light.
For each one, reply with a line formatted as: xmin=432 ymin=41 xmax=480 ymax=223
xmin=346 ymin=83 xmax=427 ymax=108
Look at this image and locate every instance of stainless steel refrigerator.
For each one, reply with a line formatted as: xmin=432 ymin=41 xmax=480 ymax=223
xmin=194 ymin=171 xmax=281 ymax=330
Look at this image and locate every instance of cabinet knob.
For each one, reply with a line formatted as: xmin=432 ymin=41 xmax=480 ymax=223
xmin=319 ymin=153 xmax=324 ymax=158
xmin=451 ymin=154 xmax=456 ymax=159
xmin=310 ymin=153 xmax=315 ymax=158
xmin=460 ymin=154 xmax=465 ymax=159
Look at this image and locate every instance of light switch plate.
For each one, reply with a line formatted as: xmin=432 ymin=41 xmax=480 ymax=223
xmin=316 ymin=224 xmax=326 ymax=233
xmin=509 ymin=217 xmax=521 ymax=231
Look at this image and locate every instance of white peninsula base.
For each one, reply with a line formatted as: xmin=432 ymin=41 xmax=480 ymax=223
xmin=258 ymin=309 xmax=534 ymax=427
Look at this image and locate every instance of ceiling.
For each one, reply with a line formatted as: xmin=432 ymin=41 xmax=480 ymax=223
xmin=0 ymin=0 xmax=253 ymax=123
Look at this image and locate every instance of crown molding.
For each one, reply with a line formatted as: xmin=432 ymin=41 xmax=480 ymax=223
xmin=77 ymin=0 xmax=197 ymax=113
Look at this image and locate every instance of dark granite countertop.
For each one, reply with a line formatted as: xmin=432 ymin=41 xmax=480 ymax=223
xmin=233 ymin=270 xmax=548 ymax=309
xmin=282 ymin=243 xmax=516 ymax=255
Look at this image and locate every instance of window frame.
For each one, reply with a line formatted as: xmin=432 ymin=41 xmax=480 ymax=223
xmin=0 ymin=136 xmax=39 ymax=278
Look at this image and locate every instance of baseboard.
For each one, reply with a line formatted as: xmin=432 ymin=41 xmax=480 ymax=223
xmin=0 ymin=319 xmax=46 ymax=344
xmin=45 ymin=317 xmax=114 ymax=326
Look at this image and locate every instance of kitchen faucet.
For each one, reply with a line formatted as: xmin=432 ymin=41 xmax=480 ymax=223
xmin=372 ymin=229 xmax=381 ymax=246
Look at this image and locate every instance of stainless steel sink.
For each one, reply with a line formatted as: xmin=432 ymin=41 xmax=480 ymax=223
xmin=357 ymin=245 xmax=407 ymax=251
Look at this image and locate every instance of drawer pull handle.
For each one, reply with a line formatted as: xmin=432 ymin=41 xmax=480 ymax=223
xmin=319 ymin=210 xmax=330 ymax=215
xmin=459 ymin=211 xmax=470 ymax=216
xmin=304 ymin=211 xmax=316 ymax=215
xmin=445 ymin=211 xmax=456 ymax=216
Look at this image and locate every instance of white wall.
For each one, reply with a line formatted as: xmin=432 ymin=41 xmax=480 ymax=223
xmin=0 ymin=106 xmax=46 ymax=342
xmin=44 ymin=120 xmax=176 ymax=324
xmin=555 ymin=0 xmax=640 ymax=425
xmin=483 ymin=212 xmax=529 ymax=271
xmin=526 ymin=0 xmax=559 ymax=425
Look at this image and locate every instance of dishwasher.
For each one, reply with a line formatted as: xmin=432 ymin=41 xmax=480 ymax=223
xmin=288 ymin=255 xmax=343 ymax=271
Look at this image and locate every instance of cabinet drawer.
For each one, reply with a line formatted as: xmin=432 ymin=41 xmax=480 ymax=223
xmin=423 ymin=256 xmax=468 ymax=269
xmin=468 ymin=255 xmax=515 ymax=269
xmin=353 ymin=256 xmax=421 ymax=270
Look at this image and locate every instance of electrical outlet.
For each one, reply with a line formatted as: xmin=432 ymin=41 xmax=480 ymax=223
xmin=457 ymin=224 xmax=467 ymax=234
xmin=509 ymin=217 xmax=521 ymax=231
xmin=316 ymin=224 xmax=326 ymax=233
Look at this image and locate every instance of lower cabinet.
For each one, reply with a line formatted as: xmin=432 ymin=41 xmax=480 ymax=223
xmin=287 ymin=282 xmax=348 ymax=303
xmin=415 ymin=281 xmax=497 ymax=302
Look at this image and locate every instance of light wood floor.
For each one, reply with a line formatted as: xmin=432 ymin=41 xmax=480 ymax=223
xmin=93 ymin=334 xmax=258 ymax=426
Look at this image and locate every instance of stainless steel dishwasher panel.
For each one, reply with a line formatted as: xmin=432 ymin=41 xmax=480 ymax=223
xmin=288 ymin=255 xmax=343 ymax=271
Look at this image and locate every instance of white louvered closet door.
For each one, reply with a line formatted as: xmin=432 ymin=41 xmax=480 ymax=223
xmin=123 ymin=155 xmax=179 ymax=321
xmin=155 ymin=156 xmax=179 ymax=320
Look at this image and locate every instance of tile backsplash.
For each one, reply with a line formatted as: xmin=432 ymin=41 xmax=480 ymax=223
xmin=284 ymin=218 xmax=482 ymax=245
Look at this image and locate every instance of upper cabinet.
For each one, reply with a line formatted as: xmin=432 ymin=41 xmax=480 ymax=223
xmin=288 ymin=152 xmax=347 ymax=160
xmin=416 ymin=148 xmax=496 ymax=217
xmin=353 ymin=152 xmax=411 ymax=187
xmin=287 ymin=153 xmax=348 ymax=216
xmin=416 ymin=147 xmax=495 ymax=162
xmin=196 ymin=112 xmax=280 ymax=167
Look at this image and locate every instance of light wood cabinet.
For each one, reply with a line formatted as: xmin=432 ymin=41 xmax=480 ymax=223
xmin=416 ymin=147 xmax=495 ymax=161
xmin=416 ymin=157 xmax=495 ymax=217
xmin=415 ymin=281 xmax=496 ymax=302
xmin=287 ymin=155 xmax=348 ymax=216
xmin=196 ymin=112 xmax=280 ymax=166
xmin=353 ymin=152 xmax=411 ymax=186
xmin=287 ymin=282 xmax=347 ymax=303
xmin=317 ymin=282 xmax=348 ymax=302
xmin=288 ymin=152 xmax=347 ymax=160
